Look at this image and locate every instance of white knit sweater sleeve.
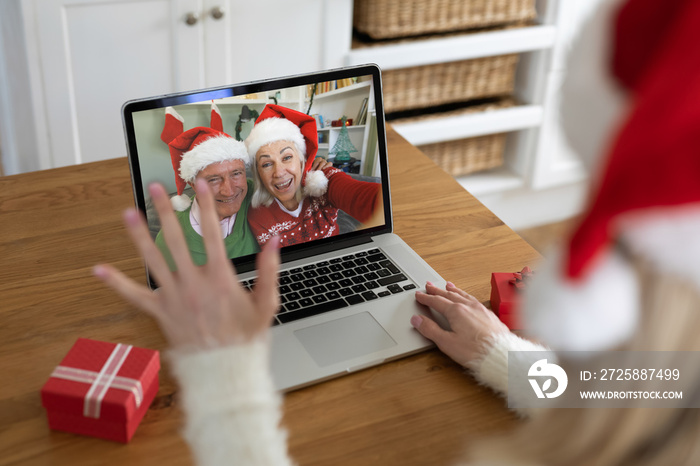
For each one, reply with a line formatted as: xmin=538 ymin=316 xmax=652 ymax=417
xmin=167 ymin=333 xmax=545 ymax=465
xmin=169 ymin=340 xmax=294 ymax=466
xmin=468 ymin=332 xmax=549 ymax=418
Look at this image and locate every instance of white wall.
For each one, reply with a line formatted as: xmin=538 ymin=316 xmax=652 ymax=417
xmin=0 ymin=0 xmax=42 ymax=174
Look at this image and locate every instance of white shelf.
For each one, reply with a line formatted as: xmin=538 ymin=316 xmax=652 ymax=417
xmin=318 ymin=124 xmax=367 ymax=131
xmin=391 ymin=105 xmax=543 ymax=146
xmin=345 ymin=25 xmax=557 ymax=70
xmin=456 ymin=167 xmax=525 ymax=196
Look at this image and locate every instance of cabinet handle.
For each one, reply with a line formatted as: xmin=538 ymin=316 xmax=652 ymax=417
xmin=211 ymin=6 xmax=225 ymax=20
xmin=185 ymin=12 xmax=199 ymax=26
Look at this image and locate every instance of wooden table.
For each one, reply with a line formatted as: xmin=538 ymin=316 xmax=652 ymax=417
xmin=0 ymin=128 xmax=540 ymax=465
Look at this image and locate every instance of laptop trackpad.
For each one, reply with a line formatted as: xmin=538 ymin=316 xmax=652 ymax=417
xmin=294 ymin=312 xmax=397 ymax=367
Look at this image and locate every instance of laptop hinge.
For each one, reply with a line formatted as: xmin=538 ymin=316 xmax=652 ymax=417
xmin=234 ymin=235 xmax=373 ymax=275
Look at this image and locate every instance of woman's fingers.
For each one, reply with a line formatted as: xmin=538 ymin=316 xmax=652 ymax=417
xmin=310 ymin=157 xmax=331 ymax=171
xmin=194 ymin=179 xmax=229 ymax=272
xmin=414 ymin=290 xmax=459 ymax=317
xmin=413 ymin=285 xmax=508 ymax=366
xmin=410 ymin=313 xmax=473 ymax=367
xmin=96 ymin=184 xmax=280 ymax=349
xmin=424 ymin=282 xmax=472 ymax=305
xmin=149 ymin=183 xmax=196 ymax=277
xmin=418 ymin=286 xmax=502 ymax=329
xmin=445 ymin=282 xmax=479 ymax=303
xmin=93 ymin=263 xmax=160 ymax=317
xmin=410 ymin=314 xmax=451 ymax=345
xmin=252 ymin=236 xmax=281 ymax=322
xmin=122 ymin=208 xmax=176 ymax=290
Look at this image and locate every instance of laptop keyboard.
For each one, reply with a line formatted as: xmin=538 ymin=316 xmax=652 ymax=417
xmin=240 ymin=248 xmax=416 ymax=326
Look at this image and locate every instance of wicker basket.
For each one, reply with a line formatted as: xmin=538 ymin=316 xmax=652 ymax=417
xmin=419 ymin=133 xmax=506 ymax=176
xmin=392 ymin=98 xmax=516 ymax=176
xmin=354 ymin=0 xmax=537 ymax=40
xmin=382 ymin=54 xmax=518 ymax=114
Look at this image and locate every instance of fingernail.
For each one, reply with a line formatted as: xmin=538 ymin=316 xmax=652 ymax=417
xmin=268 ymin=235 xmax=281 ymax=250
xmin=410 ymin=315 xmax=423 ymax=329
xmin=446 ymin=281 xmax=455 ymax=288
xmin=194 ymin=178 xmax=208 ymax=192
xmin=426 ymin=281 xmax=434 ymax=287
xmin=148 ymin=183 xmax=163 ymax=197
xmin=92 ymin=264 xmax=107 ymax=279
xmin=123 ymin=208 xmax=140 ymax=226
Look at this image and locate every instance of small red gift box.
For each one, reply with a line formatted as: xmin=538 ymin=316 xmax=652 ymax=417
xmin=331 ymin=118 xmax=353 ymax=127
xmin=41 ymin=338 xmax=160 ymax=443
xmin=490 ymin=267 xmax=534 ymax=330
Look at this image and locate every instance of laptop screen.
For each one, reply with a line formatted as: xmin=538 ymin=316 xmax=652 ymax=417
xmin=122 ymin=65 xmax=391 ymax=281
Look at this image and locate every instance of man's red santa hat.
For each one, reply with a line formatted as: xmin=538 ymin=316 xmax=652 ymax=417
xmin=165 ymin=126 xmax=249 ymax=211
xmin=522 ymin=0 xmax=700 ymax=351
xmin=244 ymin=104 xmax=328 ymax=197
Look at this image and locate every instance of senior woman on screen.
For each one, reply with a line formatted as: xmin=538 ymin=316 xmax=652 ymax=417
xmin=244 ymin=104 xmax=381 ymax=247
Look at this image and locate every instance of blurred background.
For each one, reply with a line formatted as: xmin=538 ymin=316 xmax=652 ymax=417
xmin=0 ymin=0 xmax=603 ymax=247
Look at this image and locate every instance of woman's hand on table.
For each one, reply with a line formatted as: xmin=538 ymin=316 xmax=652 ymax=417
xmin=412 ymin=282 xmax=509 ymax=366
xmin=93 ymin=180 xmax=281 ymax=350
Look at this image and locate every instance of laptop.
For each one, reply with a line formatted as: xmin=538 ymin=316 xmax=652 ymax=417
xmin=122 ymin=64 xmax=446 ymax=391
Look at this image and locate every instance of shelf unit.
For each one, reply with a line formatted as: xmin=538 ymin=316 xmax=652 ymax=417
xmin=307 ymin=80 xmax=371 ymax=100
xmin=335 ymin=0 xmax=589 ymax=229
xmin=346 ymin=25 xmax=557 ymax=197
xmin=390 ymin=105 xmax=544 ymax=146
xmin=345 ymin=25 xmax=557 ymax=70
xmin=306 ymin=80 xmax=375 ymax=175
xmin=318 ymin=125 xmax=367 ymax=150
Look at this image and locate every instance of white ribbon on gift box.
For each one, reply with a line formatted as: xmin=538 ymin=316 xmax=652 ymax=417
xmin=50 ymin=343 xmax=144 ymax=419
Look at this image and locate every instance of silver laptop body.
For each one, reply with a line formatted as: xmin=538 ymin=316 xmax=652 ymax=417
xmin=122 ymin=64 xmax=445 ymax=391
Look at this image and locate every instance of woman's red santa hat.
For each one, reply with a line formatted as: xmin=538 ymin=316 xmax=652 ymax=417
xmin=522 ymin=0 xmax=700 ymax=351
xmin=244 ymin=104 xmax=328 ymax=197
xmin=166 ymin=127 xmax=249 ymax=211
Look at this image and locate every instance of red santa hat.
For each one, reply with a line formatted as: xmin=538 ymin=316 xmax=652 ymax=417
xmin=522 ymin=0 xmax=700 ymax=351
xmin=166 ymin=127 xmax=249 ymax=211
xmin=245 ymin=104 xmax=328 ymax=197
xmin=210 ymin=101 xmax=223 ymax=133
xmin=161 ymin=107 xmax=185 ymax=146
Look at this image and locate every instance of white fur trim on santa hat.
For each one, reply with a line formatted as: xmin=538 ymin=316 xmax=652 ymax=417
xmin=179 ymin=136 xmax=250 ymax=183
xmin=302 ymin=169 xmax=328 ymax=197
xmin=245 ymin=117 xmax=306 ymax=159
xmin=523 ymin=248 xmax=639 ymax=352
xmin=165 ymin=106 xmax=184 ymax=123
xmin=620 ymin=205 xmax=700 ymax=292
xmin=171 ymin=193 xmax=192 ymax=211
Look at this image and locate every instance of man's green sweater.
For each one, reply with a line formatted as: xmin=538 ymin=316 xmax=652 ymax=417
xmin=155 ymin=180 xmax=259 ymax=270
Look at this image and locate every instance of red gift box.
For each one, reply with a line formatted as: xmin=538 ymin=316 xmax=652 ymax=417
xmin=41 ymin=338 xmax=160 ymax=443
xmin=490 ymin=267 xmax=534 ymax=330
xmin=331 ymin=118 xmax=353 ymax=127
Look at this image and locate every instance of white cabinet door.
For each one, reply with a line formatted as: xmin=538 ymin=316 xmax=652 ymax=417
xmin=530 ymin=0 xmax=614 ymax=190
xmin=221 ymin=0 xmax=326 ymax=84
xmin=17 ymin=0 xmax=343 ymax=170
xmin=26 ymin=0 xmax=205 ymax=167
